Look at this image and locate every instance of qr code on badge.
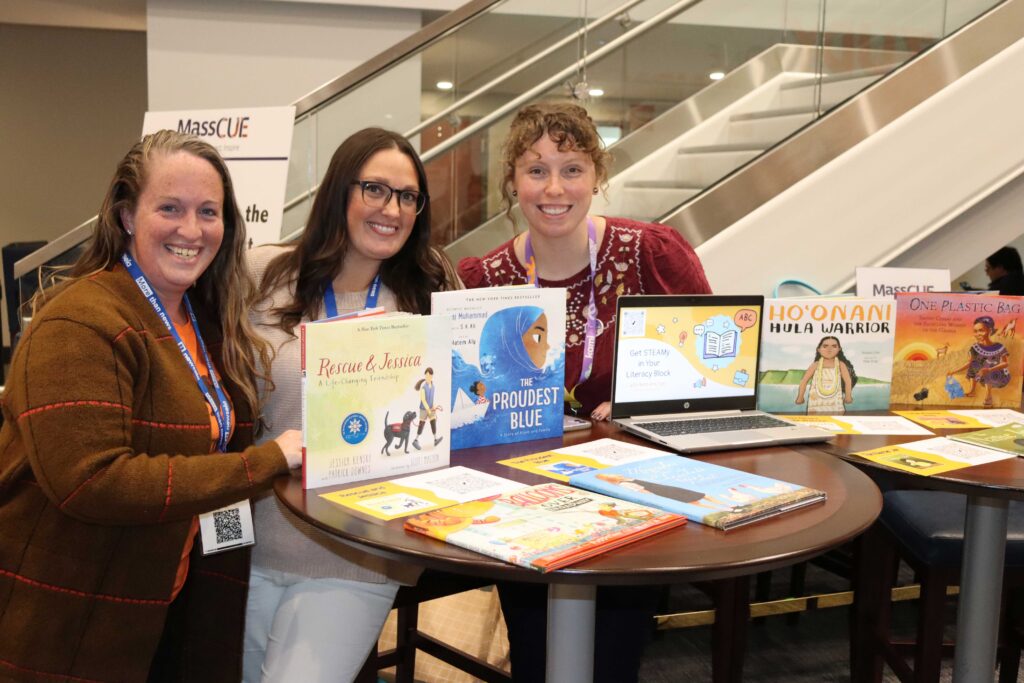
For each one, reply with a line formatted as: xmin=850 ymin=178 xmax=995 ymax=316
xmin=429 ymin=472 xmax=499 ymax=495
xmin=213 ymin=507 xmax=243 ymax=544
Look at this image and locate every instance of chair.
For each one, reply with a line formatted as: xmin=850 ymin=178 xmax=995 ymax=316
xmin=852 ymin=490 xmax=1024 ymax=682
xmin=354 ymin=570 xmax=511 ymax=683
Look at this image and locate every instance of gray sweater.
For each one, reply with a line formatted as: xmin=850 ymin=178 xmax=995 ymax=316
xmin=246 ymin=244 xmax=420 ymax=583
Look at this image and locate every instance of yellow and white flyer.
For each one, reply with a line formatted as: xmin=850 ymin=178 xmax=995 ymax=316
xmin=498 ymin=438 xmax=669 ymax=481
xmin=320 ymin=466 xmax=522 ymax=521
xmin=301 ymin=314 xmax=452 ymax=489
xmin=853 ymin=436 xmax=1014 ymax=476
xmin=894 ymin=409 xmax=1024 ymax=430
xmin=781 ymin=415 xmax=931 ymax=435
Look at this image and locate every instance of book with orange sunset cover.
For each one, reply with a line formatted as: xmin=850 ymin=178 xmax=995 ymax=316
xmin=891 ymin=292 xmax=1024 ymax=408
xmin=403 ymin=482 xmax=686 ymax=572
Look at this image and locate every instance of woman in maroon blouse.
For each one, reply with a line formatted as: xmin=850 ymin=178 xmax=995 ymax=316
xmin=458 ymin=103 xmax=710 ymax=422
xmin=459 ymin=103 xmax=712 ymax=682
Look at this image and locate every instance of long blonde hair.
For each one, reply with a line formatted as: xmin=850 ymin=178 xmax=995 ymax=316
xmin=32 ymin=130 xmax=272 ymax=424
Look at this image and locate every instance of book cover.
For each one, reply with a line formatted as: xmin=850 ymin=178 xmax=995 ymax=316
xmin=320 ymin=466 xmax=523 ymax=520
xmin=431 ymin=287 xmax=566 ymax=450
xmin=301 ymin=315 xmax=452 ymax=489
xmin=853 ymin=436 xmax=1014 ymax=476
xmin=757 ymin=298 xmax=895 ymax=414
xmin=891 ymin=293 xmax=1024 ymax=408
xmin=949 ymin=422 xmax=1024 ymax=456
xmin=403 ymin=482 xmax=686 ymax=572
xmin=568 ymin=455 xmax=826 ymax=531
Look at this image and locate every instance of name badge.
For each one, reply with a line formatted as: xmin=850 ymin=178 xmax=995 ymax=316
xmin=198 ymin=500 xmax=255 ymax=555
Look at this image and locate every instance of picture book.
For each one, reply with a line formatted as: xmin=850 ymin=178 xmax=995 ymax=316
xmin=403 ymin=482 xmax=686 ymax=572
xmin=852 ymin=436 xmax=1014 ymax=476
xmin=430 ymin=287 xmax=566 ymax=450
xmin=320 ymin=466 xmax=523 ymax=521
xmin=757 ymin=298 xmax=895 ymax=414
xmin=498 ymin=438 xmax=672 ymax=481
xmin=568 ymin=455 xmax=826 ymax=531
xmin=950 ymin=423 xmax=1024 ymax=456
xmin=301 ymin=314 xmax=452 ymax=489
xmin=894 ymin=409 xmax=1024 ymax=429
xmin=781 ymin=415 xmax=931 ymax=435
xmin=891 ymin=292 xmax=1024 ymax=408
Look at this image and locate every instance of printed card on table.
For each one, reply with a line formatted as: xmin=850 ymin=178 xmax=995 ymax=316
xmin=853 ymin=436 xmax=1015 ymax=476
xmin=781 ymin=415 xmax=931 ymax=435
xmin=894 ymin=409 xmax=1024 ymax=430
xmin=498 ymin=438 xmax=669 ymax=481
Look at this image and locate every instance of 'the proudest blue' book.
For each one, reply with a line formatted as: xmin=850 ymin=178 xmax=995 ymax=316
xmin=569 ymin=455 xmax=825 ymax=530
xmin=431 ymin=287 xmax=566 ymax=450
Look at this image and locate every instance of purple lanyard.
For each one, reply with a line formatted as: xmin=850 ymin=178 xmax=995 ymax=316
xmin=524 ymin=217 xmax=599 ymax=400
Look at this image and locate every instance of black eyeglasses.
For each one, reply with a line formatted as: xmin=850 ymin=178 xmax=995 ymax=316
xmin=350 ymin=180 xmax=428 ymax=215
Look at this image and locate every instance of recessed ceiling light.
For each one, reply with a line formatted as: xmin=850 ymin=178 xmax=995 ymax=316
xmin=588 ymin=88 xmax=605 ymax=97
xmin=436 ymin=80 xmax=454 ymax=91
xmin=709 ymin=71 xmax=725 ymax=81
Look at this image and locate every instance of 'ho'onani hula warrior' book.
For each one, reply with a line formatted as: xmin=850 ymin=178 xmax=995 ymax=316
xmin=403 ymin=482 xmax=686 ymax=572
xmin=892 ymin=292 xmax=1024 ymax=408
xmin=567 ymin=455 xmax=826 ymax=530
xmin=757 ymin=298 xmax=895 ymax=414
xmin=301 ymin=314 xmax=452 ymax=489
xmin=431 ymin=287 xmax=566 ymax=450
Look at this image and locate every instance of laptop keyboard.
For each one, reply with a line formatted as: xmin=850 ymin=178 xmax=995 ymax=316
xmin=636 ymin=414 xmax=791 ymax=437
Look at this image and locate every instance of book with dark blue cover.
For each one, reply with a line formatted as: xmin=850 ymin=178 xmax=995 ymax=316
xmin=431 ymin=287 xmax=566 ymax=450
xmin=569 ymin=455 xmax=825 ymax=530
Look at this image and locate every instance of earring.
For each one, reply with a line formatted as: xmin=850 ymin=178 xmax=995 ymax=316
xmin=125 ymin=229 xmax=133 ymax=238
xmin=592 ymin=187 xmax=598 ymax=195
xmin=511 ymin=190 xmax=518 ymax=197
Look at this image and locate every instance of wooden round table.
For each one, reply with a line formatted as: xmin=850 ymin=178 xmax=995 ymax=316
xmin=277 ymin=422 xmax=881 ymax=682
xmin=819 ymin=427 xmax=1024 ymax=683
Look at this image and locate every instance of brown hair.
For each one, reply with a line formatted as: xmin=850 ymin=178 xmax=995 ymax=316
xmin=33 ymin=129 xmax=271 ymax=423
xmin=500 ymin=103 xmax=611 ymax=227
xmin=257 ymin=128 xmax=457 ymax=334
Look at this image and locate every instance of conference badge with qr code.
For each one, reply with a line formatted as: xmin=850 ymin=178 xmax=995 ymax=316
xmin=198 ymin=500 xmax=255 ymax=555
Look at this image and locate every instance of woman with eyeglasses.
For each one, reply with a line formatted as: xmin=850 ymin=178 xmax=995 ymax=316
xmin=243 ymin=128 xmax=461 ymax=682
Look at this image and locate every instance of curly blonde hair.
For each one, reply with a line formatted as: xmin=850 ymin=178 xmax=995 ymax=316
xmin=500 ymin=103 xmax=612 ymax=227
xmin=32 ymin=130 xmax=272 ymax=426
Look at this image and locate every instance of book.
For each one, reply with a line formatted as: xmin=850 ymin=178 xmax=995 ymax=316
xmin=949 ymin=423 xmax=1024 ymax=456
xmin=430 ymin=287 xmax=566 ymax=450
xmin=894 ymin=408 xmax=1024 ymax=429
xmin=757 ymin=298 xmax=896 ymax=414
xmin=891 ymin=292 xmax=1024 ymax=408
xmin=301 ymin=314 xmax=452 ymax=489
xmin=852 ymin=436 xmax=1015 ymax=476
xmin=567 ymin=455 xmax=826 ymax=530
xmin=320 ymin=466 xmax=523 ymax=521
xmin=403 ymin=482 xmax=686 ymax=572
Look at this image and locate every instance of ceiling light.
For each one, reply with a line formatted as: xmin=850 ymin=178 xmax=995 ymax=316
xmin=436 ymin=80 xmax=454 ymax=91
xmin=588 ymin=88 xmax=605 ymax=97
xmin=709 ymin=71 xmax=725 ymax=81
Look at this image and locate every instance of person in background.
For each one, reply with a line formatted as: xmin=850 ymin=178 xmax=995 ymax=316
xmin=244 ymin=128 xmax=461 ymax=683
xmin=985 ymin=246 xmax=1024 ymax=295
xmin=458 ymin=103 xmax=711 ymax=682
xmin=0 ymin=130 xmax=302 ymax=682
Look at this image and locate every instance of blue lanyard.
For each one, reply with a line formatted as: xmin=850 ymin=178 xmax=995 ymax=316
xmin=121 ymin=253 xmax=232 ymax=452
xmin=323 ymin=273 xmax=381 ymax=319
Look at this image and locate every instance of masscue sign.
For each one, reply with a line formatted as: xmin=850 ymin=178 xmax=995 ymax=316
xmin=142 ymin=106 xmax=295 ymax=247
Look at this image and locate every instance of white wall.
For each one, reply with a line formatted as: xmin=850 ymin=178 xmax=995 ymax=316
xmin=147 ymin=0 xmax=422 ymax=110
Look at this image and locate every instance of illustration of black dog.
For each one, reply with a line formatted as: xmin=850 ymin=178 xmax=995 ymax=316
xmin=382 ymin=410 xmax=417 ymax=455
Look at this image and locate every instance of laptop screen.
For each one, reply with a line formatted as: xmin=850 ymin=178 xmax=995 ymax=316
xmin=611 ymin=294 xmax=765 ymax=418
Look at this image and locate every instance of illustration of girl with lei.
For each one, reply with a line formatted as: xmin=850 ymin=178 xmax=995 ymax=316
xmin=795 ymin=336 xmax=858 ymax=414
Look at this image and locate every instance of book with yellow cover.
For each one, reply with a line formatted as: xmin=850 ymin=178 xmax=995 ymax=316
xmin=301 ymin=314 xmax=452 ymax=489
xmin=403 ymin=482 xmax=686 ymax=572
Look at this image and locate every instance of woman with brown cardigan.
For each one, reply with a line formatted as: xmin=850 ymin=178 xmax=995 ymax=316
xmin=0 ymin=130 xmax=301 ymax=682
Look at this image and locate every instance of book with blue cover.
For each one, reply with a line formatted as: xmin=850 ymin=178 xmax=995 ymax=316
xmin=431 ymin=287 xmax=566 ymax=450
xmin=568 ymin=454 xmax=825 ymax=530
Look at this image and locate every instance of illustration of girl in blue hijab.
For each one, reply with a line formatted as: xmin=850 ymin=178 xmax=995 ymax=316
xmin=482 ymin=306 xmax=551 ymax=374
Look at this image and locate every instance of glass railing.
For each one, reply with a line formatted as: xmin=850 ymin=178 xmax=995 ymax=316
xmin=15 ymin=0 xmax=1009 ymax=326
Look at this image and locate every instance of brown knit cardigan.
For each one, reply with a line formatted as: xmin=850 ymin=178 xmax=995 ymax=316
xmin=0 ymin=265 xmax=289 ymax=682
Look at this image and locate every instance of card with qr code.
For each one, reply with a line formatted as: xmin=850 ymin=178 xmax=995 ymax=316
xmin=198 ymin=500 xmax=255 ymax=554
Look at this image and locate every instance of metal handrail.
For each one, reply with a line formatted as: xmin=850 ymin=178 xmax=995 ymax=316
xmin=404 ymin=0 xmax=648 ymax=140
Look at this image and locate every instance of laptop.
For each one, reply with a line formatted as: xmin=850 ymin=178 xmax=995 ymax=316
xmin=610 ymin=294 xmax=832 ymax=453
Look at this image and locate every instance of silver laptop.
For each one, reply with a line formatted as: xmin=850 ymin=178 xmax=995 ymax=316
xmin=611 ymin=294 xmax=832 ymax=453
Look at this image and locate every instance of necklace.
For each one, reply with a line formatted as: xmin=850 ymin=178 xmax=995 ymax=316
xmin=814 ymin=358 xmax=841 ymax=397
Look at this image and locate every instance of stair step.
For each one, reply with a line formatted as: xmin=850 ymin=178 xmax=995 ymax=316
xmin=730 ymin=104 xmax=835 ymax=122
xmin=678 ymin=143 xmax=770 ymax=155
xmin=624 ymin=180 xmax=703 ymax=190
xmin=780 ymin=63 xmax=904 ymax=90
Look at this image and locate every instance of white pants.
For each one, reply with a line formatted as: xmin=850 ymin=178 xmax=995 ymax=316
xmin=243 ymin=566 xmax=399 ymax=683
